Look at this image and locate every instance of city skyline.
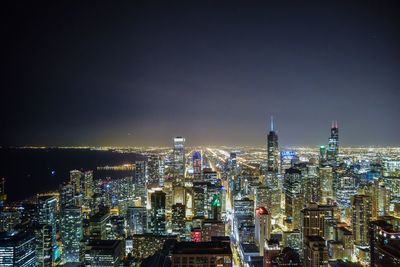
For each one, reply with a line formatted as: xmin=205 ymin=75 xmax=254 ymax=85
xmin=2 ymin=1 xmax=400 ymax=147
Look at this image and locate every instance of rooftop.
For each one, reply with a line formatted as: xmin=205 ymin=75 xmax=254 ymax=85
xmin=172 ymin=241 xmax=232 ymax=255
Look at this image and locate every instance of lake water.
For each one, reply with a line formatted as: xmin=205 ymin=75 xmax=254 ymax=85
xmin=0 ymin=148 xmax=144 ymax=201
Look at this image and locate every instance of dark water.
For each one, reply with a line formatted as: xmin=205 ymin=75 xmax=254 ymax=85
xmin=0 ymin=148 xmax=144 ymax=201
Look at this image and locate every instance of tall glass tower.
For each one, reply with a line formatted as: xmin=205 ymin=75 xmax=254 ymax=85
xmin=267 ymin=116 xmax=279 ymax=173
xmin=173 ymin=136 xmax=186 ymax=185
xmin=327 ymin=120 xmax=339 ymax=162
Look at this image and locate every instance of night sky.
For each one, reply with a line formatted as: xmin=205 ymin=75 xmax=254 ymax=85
xmin=2 ymin=1 xmax=400 ymax=147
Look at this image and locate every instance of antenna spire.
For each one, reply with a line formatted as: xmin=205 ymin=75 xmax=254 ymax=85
xmin=270 ymin=115 xmax=274 ymax=132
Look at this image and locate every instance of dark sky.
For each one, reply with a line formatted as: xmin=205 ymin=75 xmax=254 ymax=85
xmin=2 ymin=1 xmax=400 ymax=147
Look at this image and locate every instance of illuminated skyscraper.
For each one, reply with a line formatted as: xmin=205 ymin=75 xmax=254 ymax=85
xmin=135 ymin=161 xmax=147 ymax=206
xmin=319 ymin=145 xmax=326 ymax=162
xmin=0 ymin=231 xmax=36 ymax=267
xmin=369 ymin=216 xmax=400 ymax=267
xmin=59 ymin=183 xmax=75 ymax=209
xmin=192 ymin=151 xmax=202 ymax=181
xmin=34 ymin=224 xmax=53 ymax=267
xmin=283 ymin=168 xmax=303 ymax=230
xmin=173 ymin=136 xmax=186 ymax=185
xmin=326 ymin=121 xmax=339 ymax=162
xmin=61 ymin=206 xmax=82 ymax=263
xmin=255 ymin=207 xmax=271 ymax=256
xmin=319 ymin=166 xmax=333 ymax=204
xmin=89 ymin=210 xmax=110 ymax=240
xmin=352 ymin=193 xmax=371 ymax=245
xmin=300 ymin=203 xmax=337 ymax=248
xmin=83 ymin=171 xmax=93 ymax=199
xmin=37 ymin=196 xmax=57 ymax=244
xmin=148 ymin=154 xmax=162 ymax=185
xmin=150 ymin=190 xmax=166 ymax=235
xmin=267 ymin=116 xmax=279 ymax=173
xmin=84 ymin=240 xmax=124 ymax=267
xmin=127 ymin=206 xmax=147 ymax=235
xmin=70 ymin=170 xmax=82 ymax=194
xmin=229 ymin=152 xmax=237 ymax=173
xmin=171 ymin=203 xmax=186 ymax=236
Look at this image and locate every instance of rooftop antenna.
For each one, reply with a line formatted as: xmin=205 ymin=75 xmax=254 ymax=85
xmin=270 ymin=115 xmax=274 ymax=132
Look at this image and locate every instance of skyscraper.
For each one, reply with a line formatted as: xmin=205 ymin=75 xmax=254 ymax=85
xmin=352 ymin=193 xmax=371 ymax=245
xmin=61 ymin=206 xmax=82 ymax=263
xmin=192 ymin=151 xmax=202 ymax=181
xmin=283 ymin=167 xmax=303 ymax=230
xmin=150 ymin=189 xmax=166 ymax=235
xmin=369 ymin=216 xmax=400 ymax=267
xmin=326 ymin=121 xmax=339 ymax=162
xmin=83 ymin=171 xmax=93 ymax=199
xmin=37 ymin=196 xmax=57 ymax=244
xmin=135 ymin=161 xmax=147 ymax=206
xmin=319 ymin=166 xmax=333 ymax=204
xmin=267 ymin=116 xmax=279 ymax=173
xmin=126 ymin=206 xmax=147 ymax=235
xmin=0 ymin=231 xmax=36 ymax=267
xmin=173 ymin=137 xmax=186 ymax=185
xmin=255 ymin=207 xmax=271 ymax=256
xmin=171 ymin=203 xmax=186 ymax=236
xmin=300 ymin=203 xmax=337 ymax=248
xmin=147 ymin=154 xmax=162 ymax=185
xmin=70 ymin=170 xmax=82 ymax=195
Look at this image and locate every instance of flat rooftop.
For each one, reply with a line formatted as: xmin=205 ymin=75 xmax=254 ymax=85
xmin=172 ymin=241 xmax=232 ymax=255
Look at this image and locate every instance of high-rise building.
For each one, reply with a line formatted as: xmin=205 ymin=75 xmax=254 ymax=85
xmin=135 ymin=161 xmax=147 ymax=206
xmin=149 ymin=189 xmax=166 ymax=235
xmin=193 ymin=186 xmax=206 ymax=217
xmin=319 ymin=145 xmax=326 ymax=162
xmin=229 ymin=152 xmax=237 ymax=173
xmin=255 ymin=207 xmax=271 ymax=256
xmin=383 ymin=176 xmax=400 ymax=217
xmin=336 ymin=176 xmax=357 ymax=215
xmin=171 ymin=241 xmax=232 ymax=267
xmin=303 ymin=236 xmax=328 ymax=267
xmin=369 ymin=216 xmax=400 ymax=267
xmin=126 ymin=206 xmax=147 ymax=235
xmin=326 ymin=121 xmax=339 ymax=162
xmin=171 ymin=203 xmax=186 ymax=236
xmin=33 ymin=224 xmax=53 ymax=266
xmin=201 ymin=219 xmax=225 ymax=241
xmin=283 ymin=168 xmax=303 ymax=230
xmin=89 ymin=210 xmax=110 ymax=240
xmin=59 ymin=183 xmax=75 ymax=209
xmin=70 ymin=170 xmax=82 ymax=194
xmin=267 ymin=116 xmax=279 ymax=173
xmin=61 ymin=206 xmax=82 ymax=263
xmin=37 ymin=196 xmax=57 ymax=244
xmin=84 ymin=240 xmax=124 ymax=267
xmin=83 ymin=171 xmax=93 ymax=199
xmin=263 ymin=239 xmax=281 ymax=267
xmin=352 ymin=193 xmax=371 ymax=245
xmin=0 ymin=231 xmax=36 ymax=267
xmin=319 ymin=166 xmax=333 ymax=204
xmin=173 ymin=137 xmax=185 ymax=185
xmin=193 ymin=151 xmax=202 ymax=181
xmin=300 ymin=203 xmax=337 ymax=247
xmin=148 ymin=154 xmax=162 ymax=185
